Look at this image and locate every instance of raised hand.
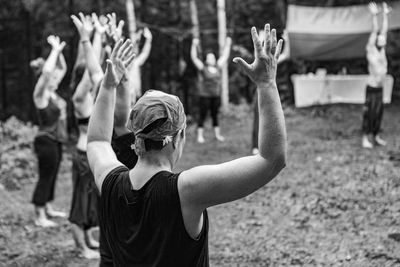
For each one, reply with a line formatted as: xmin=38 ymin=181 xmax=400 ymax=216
xmin=233 ymin=24 xmax=283 ymax=84
xmin=92 ymin=13 xmax=107 ymax=34
xmin=368 ymin=2 xmax=379 ymax=15
xmin=106 ymin=13 xmax=125 ymax=42
xmin=71 ymin=13 xmax=94 ymax=41
xmin=47 ymin=35 xmax=66 ymax=52
xmin=382 ymin=2 xmax=392 ymax=14
xmin=103 ymin=39 xmax=135 ymax=88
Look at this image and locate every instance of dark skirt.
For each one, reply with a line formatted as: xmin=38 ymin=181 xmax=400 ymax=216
xmin=68 ymin=149 xmax=99 ymax=229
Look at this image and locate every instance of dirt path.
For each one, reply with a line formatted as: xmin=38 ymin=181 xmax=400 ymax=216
xmin=1 ymin=103 xmax=400 ymax=266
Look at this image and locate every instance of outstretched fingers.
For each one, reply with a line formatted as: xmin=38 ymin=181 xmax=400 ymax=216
xmin=111 ymin=39 xmax=124 ymax=59
xmin=124 ymin=52 xmax=136 ymax=69
xmin=264 ymin=24 xmax=271 ymax=54
xmin=71 ymin=15 xmax=82 ymax=29
xmin=117 ymin=20 xmax=125 ymax=32
xmin=121 ymin=44 xmax=134 ymax=59
xmin=78 ymin=12 xmax=86 ymax=23
xmin=233 ymin=57 xmax=252 ymax=75
xmin=270 ymin=29 xmax=277 ymax=55
xmin=274 ymin=39 xmax=283 ymax=61
xmin=117 ymin=39 xmax=132 ymax=58
xmin=91 ymin=12 xmax=99 ymax=23
xmin=251 ymin=27 xmax=262 ymax=57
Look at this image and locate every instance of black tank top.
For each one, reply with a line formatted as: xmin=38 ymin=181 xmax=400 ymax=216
xmin=198 ymin=66 xmax=221 ymax=97
xmin=99 ymin=167 xmax=209 ymax=267
xmin=37 ymin=96 xmax=68 ymax=142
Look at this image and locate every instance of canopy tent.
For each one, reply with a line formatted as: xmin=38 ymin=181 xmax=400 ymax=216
xmin=287 ymin=1 xmax=400 ymax=60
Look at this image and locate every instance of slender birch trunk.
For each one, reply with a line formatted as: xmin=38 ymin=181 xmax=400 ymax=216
xmin=217 ymin=0 xmax=229 ymax=110
xmin=126 ymin=0 xmax=139 ymax=54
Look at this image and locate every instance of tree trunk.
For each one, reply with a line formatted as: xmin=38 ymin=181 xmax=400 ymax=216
xmin=190 ymin=0 xmax=201 ymax=41
xmin=190 ymin=0 xmax=203 ymax=101
xmin=126 ymin=0 xmax=139 ymax=54
xmin=217 ymin=0 xmax=229 ymax=110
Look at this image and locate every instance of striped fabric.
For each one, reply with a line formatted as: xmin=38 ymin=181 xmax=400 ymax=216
xmin=287 ymin=1 xmax=400 ymax=60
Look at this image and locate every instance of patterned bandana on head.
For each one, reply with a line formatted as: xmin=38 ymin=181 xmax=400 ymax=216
xmin=126 ymin=90 xmax=186 ymax=156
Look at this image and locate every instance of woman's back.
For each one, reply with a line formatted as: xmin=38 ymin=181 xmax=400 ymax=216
xmin=99 ymin=166 xmax=209 ymax=267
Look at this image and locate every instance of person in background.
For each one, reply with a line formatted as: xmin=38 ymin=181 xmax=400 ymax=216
xmin=252 ymin=29 xmax=290 ymax=155
xmin=30 ymin=35 xmax=68 ymax=227
xmin=191 ymin=36 xmax=232 ymax=143
xmin=72 ymin=12 xmax=139 ymax=266
xmin=86 ymin=24 xmax=286 ymax=266
xmin=69 ymin=12 xmax=108 ymax=259
xmin=362 ymin=1 xmax=391 ymax=148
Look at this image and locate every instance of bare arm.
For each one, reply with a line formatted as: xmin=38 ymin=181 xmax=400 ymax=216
xmin=71 ymin=13 xmax=104 ymax=86
xmin=190 ymin=38 xmax=204 ymax=70
xmin=217 ymin=37 xmax=232 ymax=68
xmin=367 ymin=2 xmax=379 ymax=48
xmin=92 ymin=14 xmax=106 ymax=62
xmin=57 ymin=53 xmax=67 ymax=78
xmin=72 ymin=70 xmax=93 ymax=117
xmin=381 ymin=2 xmax=391 ymax=38
xmin=33 ymin=35 xmax=66 ymax=108
xmin=114 ymin=76 xmax=132 ymax=136
xmin=179 ymin=25 xmax=286 ymax=212
xmin=135 ymin=27 xmax=153 ymax=66
xmin=87 ymin=39 xmax=136 ymax=191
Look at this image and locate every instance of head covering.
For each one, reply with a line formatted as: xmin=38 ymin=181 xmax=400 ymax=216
xmin=127 ymin=90 xmax=186 ymax=156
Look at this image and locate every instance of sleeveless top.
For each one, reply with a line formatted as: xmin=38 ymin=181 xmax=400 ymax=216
xmin=37 ymin=95 xmax=68 ymax=142
xmin=99 ymin=167 xmax=209 ymax=267
xmin=198 ymin=66 xmax=221 ymax=97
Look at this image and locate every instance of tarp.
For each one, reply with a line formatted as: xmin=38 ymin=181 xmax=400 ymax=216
xmin=292 ymin=74 xmax=393 ymax=107
xmin=287 ymin=2 xmax=400 ymax=60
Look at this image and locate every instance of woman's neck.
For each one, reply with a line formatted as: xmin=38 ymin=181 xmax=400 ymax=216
xmin=135 ymin=154 xmax=173 ymax=172
xmin=129 ymin=155 xmax=174 ymax=190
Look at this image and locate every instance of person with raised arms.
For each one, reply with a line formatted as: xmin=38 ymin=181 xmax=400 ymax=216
xmin=69 ymin=12 xmax=108 ymax=259
xmin=86 ymin=23 xmax=286 ymax=266
xmin=191 ymin=36 xmax=232 ymax=143
xmin=30 ymin=35 xmax=68 ymax=227
xmin=362 ymin=1 xmax=391 ymax=148
xmin=251 ymin=29 xmax=290 ymax=155
xmin=71 ymin=12 xmax=139 ymax=266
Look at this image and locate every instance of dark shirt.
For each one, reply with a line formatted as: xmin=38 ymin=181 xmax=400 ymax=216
xmin=99 ymin=167 xmax=209 ymax=267
xmin=198 ymin=66 xmax=221 ymax=97
xmin=37 ymin=96 xmax=68 ymax=142
xmin=101 ymin=132 xmax=139 ymax=266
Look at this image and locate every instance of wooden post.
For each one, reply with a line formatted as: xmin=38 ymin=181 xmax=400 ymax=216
xmin=217 ymin=0 xmax=229 ymax=110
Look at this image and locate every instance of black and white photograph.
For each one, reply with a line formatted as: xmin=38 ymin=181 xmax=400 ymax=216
xmin=0 ymin=0 xmax=400 ymax=266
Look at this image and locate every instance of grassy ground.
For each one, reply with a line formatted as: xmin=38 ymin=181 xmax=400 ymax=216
xmin=1 ymin=102 xmax=400 ymax=267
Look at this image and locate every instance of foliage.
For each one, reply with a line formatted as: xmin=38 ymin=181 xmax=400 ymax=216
xmin=0 ymin=116 xmax=38 ymax=190
xmin=1 ymin=102 xmax=400 ymax=266
xmin=0 ymin=0 xmax=399 ymax=122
